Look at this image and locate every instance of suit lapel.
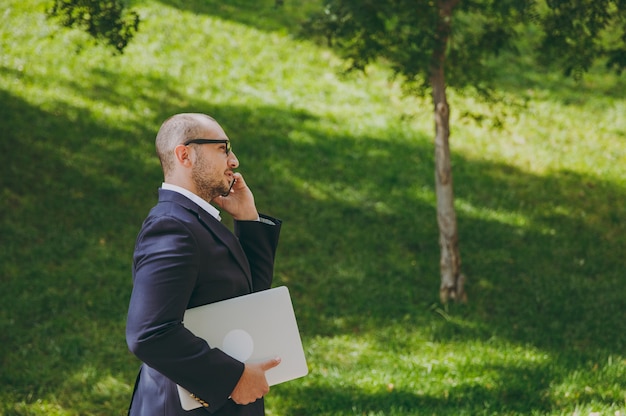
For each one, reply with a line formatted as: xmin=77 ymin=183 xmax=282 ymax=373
xmin=196 ymin=209 xmax=253 ymax=289
xmin=159 ymin=190 xmax=253 ymax=291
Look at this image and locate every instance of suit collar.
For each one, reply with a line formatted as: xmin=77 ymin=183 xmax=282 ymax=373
xmin=160 ymin=183 xmax=221 ymax=220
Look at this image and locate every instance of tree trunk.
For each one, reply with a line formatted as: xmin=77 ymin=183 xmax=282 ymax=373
xmin=431 ymin=0 xmax=466 ymax=303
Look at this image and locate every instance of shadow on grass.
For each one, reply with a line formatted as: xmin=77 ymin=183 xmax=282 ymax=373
xmin=0 ymin=87 xmax=156 ymax=394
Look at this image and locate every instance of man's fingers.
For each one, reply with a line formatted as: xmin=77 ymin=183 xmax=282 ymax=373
xmin=261 ymin=356 xmax=282 ymax=371
xmin=230 ymin=172 xmax=245 ymax=190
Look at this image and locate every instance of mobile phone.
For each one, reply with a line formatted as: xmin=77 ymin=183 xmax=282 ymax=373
xmin=221 ymin=178 xmax=236 ymax=197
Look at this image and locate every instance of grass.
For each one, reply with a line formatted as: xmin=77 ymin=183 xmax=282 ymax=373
xmin=1 ymin=0 xmax=625 ymax=415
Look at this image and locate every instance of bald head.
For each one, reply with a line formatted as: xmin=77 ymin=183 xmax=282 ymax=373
xmin=155 ymin=113 xmax=221 ymax=178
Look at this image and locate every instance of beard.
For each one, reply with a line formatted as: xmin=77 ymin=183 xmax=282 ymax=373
xmin=191 ymin=152 xmax=230 ymax=202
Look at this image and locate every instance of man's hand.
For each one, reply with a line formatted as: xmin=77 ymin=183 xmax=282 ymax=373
xmin=230 ymin=357 xmax=281 ymax=405
xmin=212 ymin=173 xmax=259 ymax=221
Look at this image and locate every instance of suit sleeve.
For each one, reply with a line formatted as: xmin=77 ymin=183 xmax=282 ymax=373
xmin=234 ymin=214 xmax=282 ymax=292
xmin=126 ymin=215 xmax=244 ymax=412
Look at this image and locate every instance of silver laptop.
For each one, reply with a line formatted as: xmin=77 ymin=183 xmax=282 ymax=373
xmin=177 ymin=286 xmax=308 ymax=410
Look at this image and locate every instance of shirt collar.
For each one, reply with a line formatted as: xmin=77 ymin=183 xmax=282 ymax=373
xmin=161 ymin=182 xmax=221 ymax=221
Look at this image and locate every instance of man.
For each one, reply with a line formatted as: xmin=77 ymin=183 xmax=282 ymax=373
xmin=126 ymin=113 xmax=282 ymax=415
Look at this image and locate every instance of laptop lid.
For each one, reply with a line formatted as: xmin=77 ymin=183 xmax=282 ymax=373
xmin=177 ymin=286 xmax=308 ymax=410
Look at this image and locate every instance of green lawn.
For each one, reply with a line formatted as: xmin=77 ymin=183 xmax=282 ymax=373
xmin=1 ymin=1 xmax=625 ymax=415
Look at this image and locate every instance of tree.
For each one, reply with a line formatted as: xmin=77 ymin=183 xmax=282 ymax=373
xmin=47 ymin=0 xmax=140 ymax=53
xmin=303 ymin=0 xmax=626 ymax=303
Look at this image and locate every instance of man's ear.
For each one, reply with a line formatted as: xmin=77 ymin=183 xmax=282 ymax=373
xmin=174 ymin=144 xmax=193 ymax=167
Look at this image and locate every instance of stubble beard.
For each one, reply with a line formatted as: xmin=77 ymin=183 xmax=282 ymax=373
xmin=191 ymin=152 xmax=229 ymax=202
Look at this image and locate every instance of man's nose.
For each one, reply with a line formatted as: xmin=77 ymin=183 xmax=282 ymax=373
xmin=229 ymin=151 xmax=239 ymax=168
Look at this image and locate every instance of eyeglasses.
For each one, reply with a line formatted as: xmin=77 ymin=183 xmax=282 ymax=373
xmin=184 ymin=138 xmax=231 ymax=155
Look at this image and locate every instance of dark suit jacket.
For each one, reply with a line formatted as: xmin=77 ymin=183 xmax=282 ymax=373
xmin=126 ymin=189 xmax=281 ymax=415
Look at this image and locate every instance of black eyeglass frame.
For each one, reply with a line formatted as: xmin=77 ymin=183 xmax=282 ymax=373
xmin=183 ymin=138 xmax=231 ymax=155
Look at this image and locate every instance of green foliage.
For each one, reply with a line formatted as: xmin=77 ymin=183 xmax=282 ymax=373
xmin=301 ymin=0 xmax=529 ymax=89
xmin=538 ymin=0 xmax=626 ymax=77
xmin=47 ymin=0 xmax=140 ymax=53
xmin=1 ymin=0 xmax=626 ymax=415
xmin=302 ymin=0 xmax=626 ymax=88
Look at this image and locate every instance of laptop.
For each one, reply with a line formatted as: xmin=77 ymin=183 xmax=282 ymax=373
xmin=177 ymin=286 xmax=308 ymax=410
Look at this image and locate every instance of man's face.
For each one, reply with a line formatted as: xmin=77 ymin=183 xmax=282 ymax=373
xmin=189 ymin=121 xmax=238 ymax=202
